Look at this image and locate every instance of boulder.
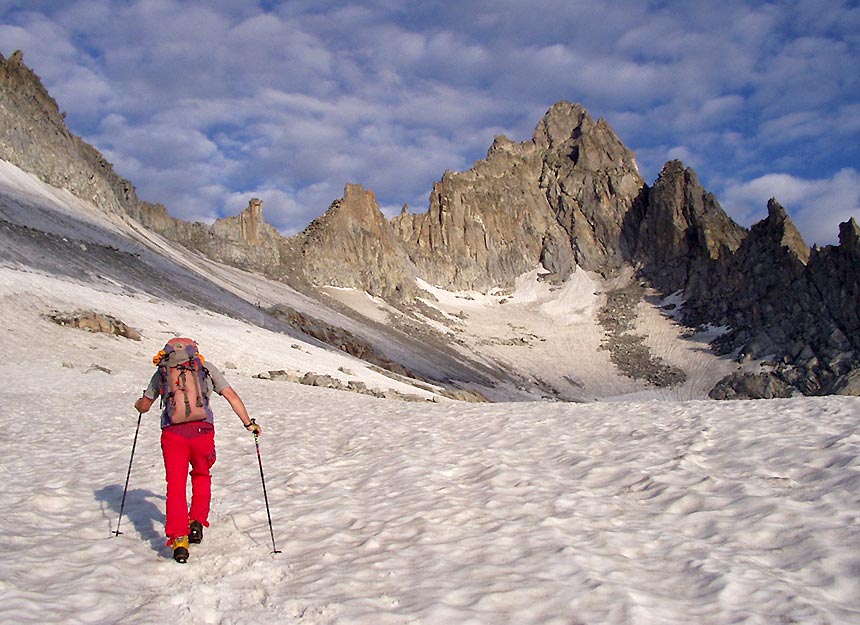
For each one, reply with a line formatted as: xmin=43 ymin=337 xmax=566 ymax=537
xmin=829 ymin=368 xmax=860 ymax=396
xmin=48 ymin=310 xmax=141 ymax=341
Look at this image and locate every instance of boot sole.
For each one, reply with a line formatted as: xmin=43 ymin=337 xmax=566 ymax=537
xmin=173 ymin=547 xmax=189 ymax=563
xmin=189 ymin=522 xmax=203 ymax=544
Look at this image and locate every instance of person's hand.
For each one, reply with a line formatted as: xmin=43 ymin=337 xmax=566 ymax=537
xmin=245 ymin=419 xmax=262 ymax=435
xmin=134 ymin=395 xmax=153 ymax=414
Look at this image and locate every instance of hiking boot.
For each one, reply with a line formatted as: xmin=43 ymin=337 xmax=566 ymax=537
xmin=172 ymin=536 xmax=190 ymax=563
xmin=189 ymin=520 xmax=204 ymax=544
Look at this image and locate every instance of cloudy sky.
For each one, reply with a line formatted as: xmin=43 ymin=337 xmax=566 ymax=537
xmin=2 ymin=1 xmax=858 ymax=244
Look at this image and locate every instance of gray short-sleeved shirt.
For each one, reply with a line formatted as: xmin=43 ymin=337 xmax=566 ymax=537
xmin=144 ymin=362 xmax=231 ymax=427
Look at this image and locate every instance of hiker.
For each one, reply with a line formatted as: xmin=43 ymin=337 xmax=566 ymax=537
xmin=133 ymin=337 xmax=261 ymax=563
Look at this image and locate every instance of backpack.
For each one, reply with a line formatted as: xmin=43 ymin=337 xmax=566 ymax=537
xmin=153 ymin=338 xmax=213 ymax=425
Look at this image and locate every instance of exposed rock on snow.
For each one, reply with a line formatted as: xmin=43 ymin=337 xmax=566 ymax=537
xmin=48 ymin=310 xmax=142 ymax=341
xmin=254 ymin=368 xmax=431 ymax=402
xmin=597 ymin=281 xmax=687 ymax=388
xmin=265 ymin=302 xmax=415 ymax=378
xmin=708 ymin=370 xmax=795 ymax=400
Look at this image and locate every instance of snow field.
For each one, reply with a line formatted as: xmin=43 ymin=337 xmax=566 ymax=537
xmin=1 ymin=266 xmax=859 ymax=624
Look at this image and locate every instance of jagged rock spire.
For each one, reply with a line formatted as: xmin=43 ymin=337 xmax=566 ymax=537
xmin=626 ymin=159 xmax=747 ymax=294
xmin=282 ymin=184 xmax=419 ymax=299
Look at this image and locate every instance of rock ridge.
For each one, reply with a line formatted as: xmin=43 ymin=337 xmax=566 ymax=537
xmin=2 ymin=51 xmax=858 ymax=397
xmin=0 ymin=50 xmax=170 ymax=225
xmin=282 ymin=183 xmax=420 ymax=298
xmin=394 ymin=101 xmax=646 ymax=290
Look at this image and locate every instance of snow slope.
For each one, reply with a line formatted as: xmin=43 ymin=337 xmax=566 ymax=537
xmin=1 ymin=269 xmax=859 ymax=624
xmin=1 ymin=160 xmax=860 ymax=623
xmin=414 ymin=270 xmax=738 ymax=401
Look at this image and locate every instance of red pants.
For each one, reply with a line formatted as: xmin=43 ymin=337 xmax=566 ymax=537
xmin=161 ymin=422 xmax=216 ymax=540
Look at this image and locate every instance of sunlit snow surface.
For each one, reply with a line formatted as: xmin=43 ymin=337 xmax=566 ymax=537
xmin=0 ymin=160 xmax=859 ymax=624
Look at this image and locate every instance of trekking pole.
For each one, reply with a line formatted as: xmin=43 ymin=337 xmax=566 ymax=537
xmin=251 ymin=420 xmax=281 ymax=554
xmin=113 ymin=411 xmax=143 ymax=537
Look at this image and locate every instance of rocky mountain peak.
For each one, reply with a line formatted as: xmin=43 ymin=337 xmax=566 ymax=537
xmin=283 ymin=184 xmax=418 ymax=299
xmin=396 ymin=101 xmax=646 ymax=290
xmin=532 ymin=101 xmax=590 ymax=149
xmin=838 ymin=217 xmax=860 ymax=252
xmin=629 ymin=159 xmax=747 ymax=294
xmin=760 ymin=198 xmax=811 ymax=264
xmin=301 ymin=183 xmax=390 ymax=240
xmin=534 ymin=101 xmax=638 ymax=174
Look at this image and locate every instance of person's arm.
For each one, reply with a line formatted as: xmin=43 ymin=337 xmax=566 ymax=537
xmin=135 ymin=375 xmax=159 ymax=413
xmin=134 ymin=395 xmax=155 ymax=413
xmin=221 ymin=386 xmax=261 ymax=434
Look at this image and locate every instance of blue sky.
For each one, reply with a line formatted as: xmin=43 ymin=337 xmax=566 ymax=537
xmin=2 ymin=0 xmax=858 ymax=245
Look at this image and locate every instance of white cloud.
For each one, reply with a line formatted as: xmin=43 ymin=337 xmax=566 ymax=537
xmin=720 ymin=169 xmax=860 ymax=246
xmin=2 ymin=0 xmax=858 ymax=241
xmin=665 ymin=146 xmax=699 ymax=169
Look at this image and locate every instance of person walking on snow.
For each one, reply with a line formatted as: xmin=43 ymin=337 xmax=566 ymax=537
xmin=134 ymin=337 xmax=261 ymax=563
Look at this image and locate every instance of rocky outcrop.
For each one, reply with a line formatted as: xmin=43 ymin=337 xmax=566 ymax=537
xmin=626 ymin=160 xmax=747 ymax=295
xmin=282 ymin=184 xmax=419 ymax=298
xmin=395 ymin=102 xmax=644 ymax=290
xmin=803 ymin=218 xmax=860 ymax=392
xmin=687 ymin=203 xmax=860 ymax=397
xmin=192 ymin=198 xmax=285 ymax=275
xmin=807 ymin=218 xmax=860 ymax=355
xmin=708 ymin=370 xmax=794 ymax=400
xmin=254 ymin=368 xmax=429 ymax=402
xmin=0 ymin=50 xmax=169 ymax=224
xmin=687 ymin=199 xmax=810 ymax=342
xmin=48 ymin=310 xmax=142 ymax=340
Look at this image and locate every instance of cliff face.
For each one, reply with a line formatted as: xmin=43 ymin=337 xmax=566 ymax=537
xmin=0 ymin=50 xmax=172 ymax=224
xmin=395 ymin=102 xmax=645 ymax=290
xmin=536 ymin=103 xmax=645 ymax=272
xmin=282 ymin=184 xmax=419 ymax=299
xmin=626 ymin=160 xmax=748 ymax=295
